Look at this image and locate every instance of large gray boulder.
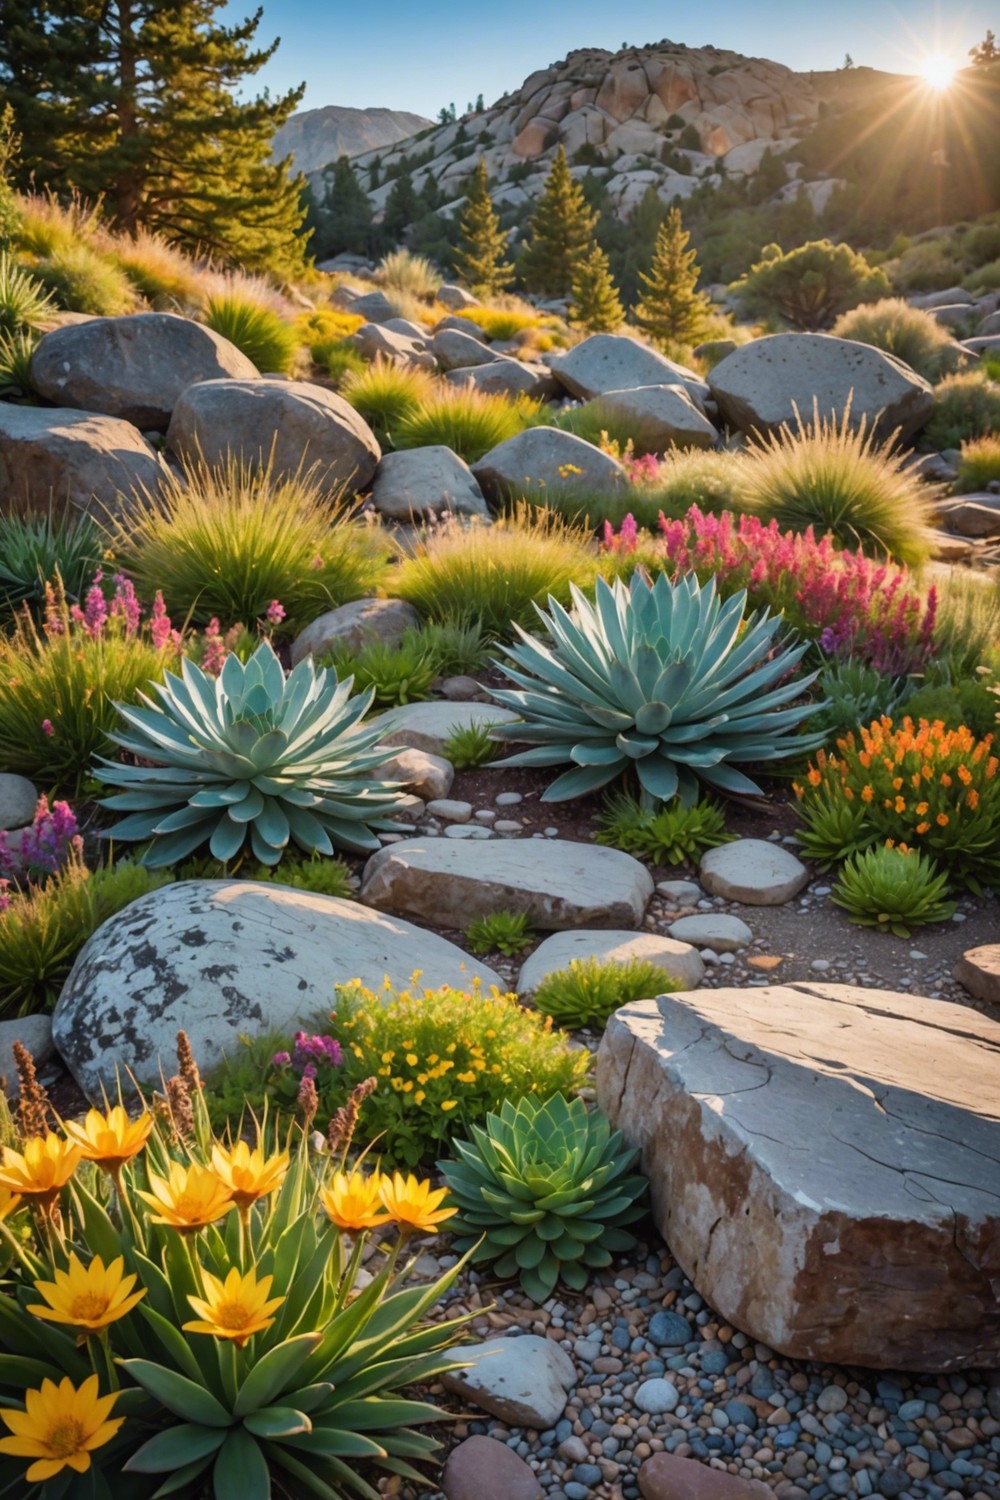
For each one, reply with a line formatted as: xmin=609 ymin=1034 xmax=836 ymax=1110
xmin=166 ymin=378 xmax=380 ymax=492
xmin=708 ymin=334 xmax=935 ymax=442
xmin=289 ymin=597 xmax=421 ymax=666
xmin=597 ymin=983 xmax=1000 ymax=1371
xmin=551 ymin=334 xmax=710 ymax=408
xmin=0 ymin=404 xmax=164 ymax=516
xmin=431 ymin=329 xmax=499 ymax=371
xmin=347 ymin=290 xmax=397 ymax=324
xmin=53 ymin=881 xmax=502 ymax=1098
xmin=437 ymin=284 xmax=481 ymax=312
xmin=472 ymin=427 xmax=629 ymax=505
xmin=352 ymin=322 xmax=434 ymax=368
xmin=361 ymin=836 xmax=653 ymax=931
xmin=444 ymin=358 xmax=559 ymax=401
xmin=371 ymin=446 xmax=489 ymax=521
xmin=581 ymin=385 xmax=718 ymax=453
xmin=29 ymin=313 xmax=258 ymax=431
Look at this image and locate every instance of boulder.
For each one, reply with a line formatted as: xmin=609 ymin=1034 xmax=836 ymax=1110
xmin=0 ymin=1014 xmax=54 ymax=1098
xmin=441 ymin=1336 xmax=576 ymax=1428
xmin=954 ymin=944 xmax=1000 ymax=1008
xmin=910 ymin=287 xmax=974 ymax=309
xmin=166 ymin=378 xmax=380 ymax=493
xmin=431 ymin=329 xmax=499 ymax=371
xmin=29 ymin=313 xmax=258 ymax=431
xmin=962 ymin=335 xmax=1000 ymax=358
xmin=352 ymin=322 xmax=434 ymax=368
xmin=289 ymin=597 xmax=420 ymax=667
xmin=361 ymin=836 xmax=653 ymax=931
xmin=382 ymin=317 xmax=429 ymax=344
xmin=435 ymin=315 xmax=489 ymax=341
xmin=378 ymin=747 xmax=455 ymax=802
xmin=698 ymin=839 xmax=809 ymax=906
xmin=707 ymin=334 xmax=935 ymax=443
xmin=977 ymin=309 xmax=1000 ymax=337
xmin=442 ymin=1437 xmax=542 ymax=1500
xmin=53 ymin=881 xmax=502 ymax=1098
xmin=517 ymin=930 xmax=704 ymax=995
xmin=0 ymin=774 xmax=38 ymax=832
xmin=926 ymin=303 xmax=976 ymax=331
xmin=933 ymin=495 xmax=1000 ymax=539
xmin=596 ymin=983 xmax=1000 ymax=1370
xmin=582 ymin=385 xmax=718 ymax=454
xmin=444 ymin=359 xmax=560 ymax=401
xmin=472 ymin=427 xmax=629 ymax=505
xmin=370 ymin=446 xmax=488 ymax=521
xmin=551 ymin=335 xmax=710 ymax=408
xmin=369 ymin=700 xmax=518 ymax=756
xmin=437 ymin=284 xmax=481 ymax=312
xmin=0 ymin=404 xmax=164 ymax=517
xmin=347 ymin=290 xmax=397 ymax=324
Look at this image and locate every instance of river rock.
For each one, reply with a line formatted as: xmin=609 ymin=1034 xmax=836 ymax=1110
xmin=361 ymin=837 xmax=653 ymax=930
xmin=371 ymin=446 xmax=488 ymax=521
xmin=667 ymin=914 xmax=753 ymax=952
xmin=597 ymin=983 xmax=1000 ymax=1370
xmin=379 ymin=748 xmax=455 ymax=801
xmin=289 ymin=598 xmax=420 ymax=666
xmin=582 ymin=385 xmax=718 ymax=453
xmin=53 ymin=880 xmax=501 ymax=1098
xmin=517 ymin=929 xmax=704 ymax=994
xmin=0 ymin=404 xmax=164 ymax=516
xmin=437 ymin=284 xmax=481 ymax=313
xmin=699 ymin=839 xmax=809 ymax=905
xmin=441 ymin=1335 xmax=576 ymax=1428
xmin=166 ymin=378 xmax=380 ymax=493
xmin=442 ymin=1436 xmax=542 ymax=1500
xmin=352 ymin=322 xmax=434 ymax=368
xmin=29 ymin=313 xmax=258 ymax=431
xmin=472 ymin=427 xmax=629 ymax=505
xmin=707 ymin=334 xmax=935 ymax=443
xmin=954 ymin=944 xmax=1000 ymax=1008
xmin=368 ymin=700 xmax=520 ymax=756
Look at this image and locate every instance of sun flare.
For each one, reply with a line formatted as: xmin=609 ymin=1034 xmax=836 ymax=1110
xmin=919 ymin=52 xmax=959 ymax=89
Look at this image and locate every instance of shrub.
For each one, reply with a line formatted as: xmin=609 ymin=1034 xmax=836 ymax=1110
xmin=831 ymin=297 xmax=961 ymax=382
xmin=955 ymin=434 xmax=1000 ymax=492
xmin=0 ymin=852 xmax=170 ymax=1017
xmin=393 ymin=507 xmax=597 ymax=638
xmin=795 ymin=717 xmax=1000 ymax=892
xmin=493 ymin=570 xmax=821 ymax=804
xmin=109 ymin=229 xmax=204 ymax=306
xmin=899 ymin=676 xmax=999 ymax=739
xmin=442 ymin=719 xmax=503 ymax=769
xmin=740 ymin=404 xmax=933 ymax=568
xmin=202 ymin=292 xmax=300 ymax=374
xmin=595 ymin=792 xmax=734 ymax=865
xmin=97 ymin=640 xmax=409 ymax=866
xmin=930 ymin=568 xmax=1000 ymax=677
xmin=30 ymin=244 xmax=137 ymax=316
xmin=830 ymin=843 xmax=956 ymax=937
xmin=341 ymin=358 xmax=436 ymax=446
xmin=11 ymin=191 xmax=100 ymax=258
xmin=0 ymin=509 xmax=104 ymax=623
xmin=532 ymin=956 xmax=679 ymax=1030
xmin=376 ymin=248 xmax=443 ymax=300
xmin=465 ymin=910 xmax=535 ymax=955
xmin=807 ymin=659 xmax=906 ymax=748
xmin=319 ymin=339 xmax=367 ymax=385
xmin=179 ymin=849 xmax=356 ymax=900
xmin=393 ymin=388 xmax=540 ymax=464
xmin=731 ymin=239 xmax=889 ymax=330
xmin=440 ymin=1093 xmax=646 ymax=1301
xmin=462 ymin=305 xmax=553 ymax=341
xmin=111 ymin=456 xmax=388 ymax=633
xmin=923 ymin=371 xmax=1000 ymax=450
xmin=885 ymin=239 xmax=962 ymax=293
xmin=0 ymin=251 xmax=54 ymax=335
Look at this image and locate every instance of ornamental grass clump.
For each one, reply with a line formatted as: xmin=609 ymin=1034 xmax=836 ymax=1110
xmin=831 ymin=297 xmax=962 ymax=382
xmin=0 ymin=1036 xmax=471 ymax=1500
xmin=492 ymin=570 xmax=822 ymax=805
xmin=341 ymin=359 xmax=436 ymax=447
xmin=440 ymin=1092 xmax=646 ymax=1302
xmin=795 ymin=716 xmax=1000 ymax=892
xmin=954 ymin=434 xmax=1000 ymax=494
xmin=465 ymin=910 xmax=535 ymax=955
xmin=0 ymin=510 xmax=104 ymax=623
xmin=923 ymin=370 xmax=1000 ymax=450
xmin=202 ymin=292 xmax=300 ymax=374
xmin=830 ymin=843 xmax=956 ymax=937
xmin=97 ymin=639 xmax=408 ymax=867
xmin=532 ymin=956 xmax=679 ymax=1031
xmin=393 ymin=388 xmax=540 ymax=464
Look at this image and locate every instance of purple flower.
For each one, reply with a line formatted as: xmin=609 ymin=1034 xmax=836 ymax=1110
xmin=41 ymin=719 xmax=54 ymax=739
xmin=271 ymin=1051 xmax=291 ymax=1067
xmin=110 ymin=574 xmax=141 ymax=637
xmin=201 ymin=619 xmax=226 ymax=676
xmin=150 ymin=591 xmax=174 ymax=650
xmin=21 ymin=796 xmax=79 ymax=876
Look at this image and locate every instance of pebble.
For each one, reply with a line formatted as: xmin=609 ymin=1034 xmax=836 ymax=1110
xmin=496 ymin=791 xmax=523 ymax=806
xmin=818 ymin=1384 xmax=849 ymax=1413
xmin=634 ymin=1379 xmax=680 ymax=1415
xmin=426 ymin=798 xmax=473 ymax=822
xmin=648 ymin=1310 xmax=693 ymax=1347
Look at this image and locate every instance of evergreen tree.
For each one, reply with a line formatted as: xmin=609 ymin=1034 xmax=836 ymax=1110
xmin=569 ymin=245 xmax=624 ymax=332
xmin=517 ymin=145 xmax=597 ymax=298
xmin=316 ymin=155 xmax=373 ymax=258
xmin=0 ymin=0 xmax=307 ymax=274
xmin=632 ymin=206 xmax=712 ymax=347
xmin=454 ymin=157 xmax=513 ymax=296
xmin=381 ymin=168 xmax=417 ymax=245
xmin=970 ymin=29 xmax=1000 ymax=65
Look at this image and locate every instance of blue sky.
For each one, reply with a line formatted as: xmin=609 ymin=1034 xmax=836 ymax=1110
xmin=226 ymin=1 xmax=997 ymax=117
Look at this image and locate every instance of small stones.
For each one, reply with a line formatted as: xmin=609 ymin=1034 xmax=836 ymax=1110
xmin=425 ymin=798 xmax=473 ymax=823
xmin=496 ymin=791 xmax=524 ymax=807
xmin=667 ymin=914 xmax=753 ymax=952
xmin=657 ymin=879 xmax=702 ymax=903
xmin=817 ymin=1383 xmax=849 ymax=1413
xmin=634 ymin=1378 xmax=680 ymax=1415
xmin=699 ymin=839 xmax=810 ymax=906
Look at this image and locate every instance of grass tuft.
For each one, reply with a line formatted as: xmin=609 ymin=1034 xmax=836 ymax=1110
xmin=832 ymin=297 xmax=963 ymax=382
xmin=202 ymin=292 xmax=300 ymax=374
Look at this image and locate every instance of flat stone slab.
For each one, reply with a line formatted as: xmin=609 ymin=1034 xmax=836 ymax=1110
xmin=667 ymin=914 xmax=753 ymax=952
xmin=954 ymin=944 xmax=1000 ymax=1008
xmin=517 ymin=930 xmax=704 ymax=994
xmin=361 ymin=838 xmax=653 ymax=931
xmin=53 ymin=881 xmax=501 ymax=1099
xmin=596 ymin=983 xmax=1000 ymax=1371
xmin=441 ymin=1335 xmax=576 ymax=1429
xmin=369 ymin=701 xmax=520 ymax=756
xmin=699 ymin=839 xmax=809 ymax=905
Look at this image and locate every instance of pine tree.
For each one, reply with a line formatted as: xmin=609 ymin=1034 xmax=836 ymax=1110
xmin=632 ymin=206 xmax=712 ymax=348
xmin=0 ymin=0 xmax=307 ymax=274
xmin=316 ymin=155 xmax=374 ymax=259
xmin=382 ymin=169 xmax=418 ymax=245
xmin=454 ymin=158 xmax=513 ymax=296
xmin=518 ymin=145 xmax=598 ymax=299
xmin=569 ymin=245 xmax=624 ymax=332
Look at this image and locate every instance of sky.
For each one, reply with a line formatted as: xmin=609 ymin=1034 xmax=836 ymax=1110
xmin=223 ymin=0 xmax=997 ymax=118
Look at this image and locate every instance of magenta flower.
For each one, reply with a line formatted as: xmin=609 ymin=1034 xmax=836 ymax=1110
xmin=266 ymin=599 xmax=286 ymax=626
xmin=271 ymin=1051 xmax=291 ymax=1067
xmin=41 ymin=719 xmax=54 ymax=739
xmin=110 ymin=574 xmax=142 ymax=636
xmin=201 ymin=618 xmax=226 ymax=676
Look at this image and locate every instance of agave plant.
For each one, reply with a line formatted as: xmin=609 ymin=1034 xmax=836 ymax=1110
xmin=439 ymin=1093 xmax=647 ymax=1302
xmin=491 ymin=571 xmax=823 ymax=804
xmin=97 ymin=640 xmax=407 ymax=867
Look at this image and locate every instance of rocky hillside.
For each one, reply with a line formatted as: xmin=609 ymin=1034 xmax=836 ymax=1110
xmin=273 ymin=105 xmax=431 ymax=174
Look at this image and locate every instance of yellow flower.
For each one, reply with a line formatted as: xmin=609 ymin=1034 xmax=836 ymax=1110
xmin=28 ymin=1253 xmax=145 ymax=1334
xmin=183 ymin=1266 xmax=283 ymax=1348
xmin=320 ymin=1170 xmax=388 ymax=1232
xmin=63 ymin=1107 xmax=151 ymax=1171
xmin=0 ymin=1374 xmax=123 ymax=1483
xmin=0 ymin=1186 xmax=20 ymax=1221
xmin=135 ymin=1161 xmax=234 ymax=1233
xmin=378 ymin=1172 xmax=456 ymax=1235
xmin=0 ymin=1135 xmax=82 ymax=1207
xmin=210 ymin=1141 xmax=288 ymax=1209
xmin=441 ymin=1099 xmax=457 ymax=1111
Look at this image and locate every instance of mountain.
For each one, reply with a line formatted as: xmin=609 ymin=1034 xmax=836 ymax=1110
xmin=272 ymin=106 xmax=432 ymax=175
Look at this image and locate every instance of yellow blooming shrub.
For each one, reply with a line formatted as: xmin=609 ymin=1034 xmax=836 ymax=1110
xmin=795 ymin=716 xmax=1000 ymax=891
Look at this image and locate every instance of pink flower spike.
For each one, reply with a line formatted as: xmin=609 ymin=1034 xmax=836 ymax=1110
xmin=41 ymin=719 xmax=54 ymax=738
xmin=266 ymin=599 xmax=286 ymax=625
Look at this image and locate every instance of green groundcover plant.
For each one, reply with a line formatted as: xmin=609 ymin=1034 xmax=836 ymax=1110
xmin=464 ymin=910 xmax=535 ymax=956
xmin=532 ymin=956 xmax=680 ymax=1031
xmin=830 ymin=842 xmax=956 ymax=937
xmin=595 ymin=792 xmax=734 ymax=865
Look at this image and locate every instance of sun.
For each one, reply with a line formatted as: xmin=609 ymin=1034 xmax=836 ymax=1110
xmin=919 ymin=52 xmax=959 ymax=89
